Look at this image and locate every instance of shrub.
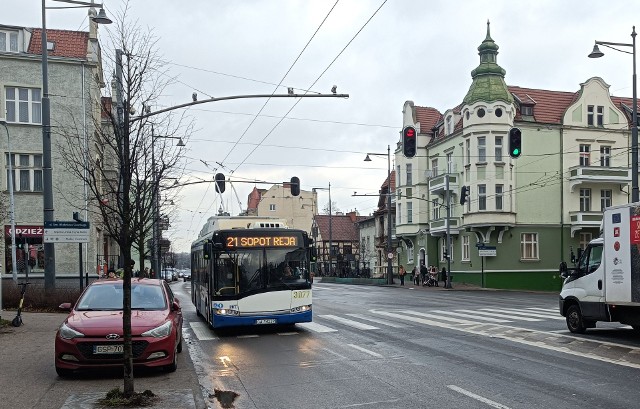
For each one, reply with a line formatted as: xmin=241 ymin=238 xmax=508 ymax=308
xmin=1 ymin=282 xmax=83 ymax=312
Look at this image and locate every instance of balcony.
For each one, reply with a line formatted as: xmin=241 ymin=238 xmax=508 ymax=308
xmin=569 ymin=211 xmax=603 ymax=236
xmin=568 ymin=165 xmax=631 ymax=192
xmin=429 ymin=217 xmax=461 ymax=235
xmin=428 ymin=172 xmax=459 ymax=196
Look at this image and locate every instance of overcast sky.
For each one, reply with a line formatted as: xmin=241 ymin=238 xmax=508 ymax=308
xmin=5 ymin=0 xmax=640 ymax=253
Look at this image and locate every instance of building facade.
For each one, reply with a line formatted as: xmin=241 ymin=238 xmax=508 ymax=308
xmin=246 ymin=184 xmax=317 ymax=236
xmin=0 ymin=17 xmax=106 ymax=278
xmin=394 ymin=22 xmax=636 ymax=291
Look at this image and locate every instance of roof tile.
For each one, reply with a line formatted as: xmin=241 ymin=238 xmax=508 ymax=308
xmin=28 ymin=28 xmax=88 ymax=59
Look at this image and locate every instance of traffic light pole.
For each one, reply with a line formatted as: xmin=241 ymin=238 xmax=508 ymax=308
xmin=445 ymin=174 xmax=452 ymax=288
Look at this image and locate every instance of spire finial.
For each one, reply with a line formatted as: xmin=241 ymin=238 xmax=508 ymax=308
xmin=486 ymin=19 xmax=491 ymax=40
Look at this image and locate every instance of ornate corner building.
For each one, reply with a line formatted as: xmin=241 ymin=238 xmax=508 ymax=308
xmin=394 ymin=22 xmax=636 ymax=291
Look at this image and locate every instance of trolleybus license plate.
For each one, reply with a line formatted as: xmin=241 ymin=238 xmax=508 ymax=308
xmin=255 ymin=319 xmax=277 ymax=325
xmin=94 ymin=344 xmax=124 ymax=354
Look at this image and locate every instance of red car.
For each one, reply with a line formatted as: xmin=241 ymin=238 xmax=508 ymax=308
xmin=55 ymin=278 xmax=183 ymax=377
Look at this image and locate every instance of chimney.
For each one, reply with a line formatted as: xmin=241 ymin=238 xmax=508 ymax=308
xmin=347 ymin=211 xmax=358 ymax=223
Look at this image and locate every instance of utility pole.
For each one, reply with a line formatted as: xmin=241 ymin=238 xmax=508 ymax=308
xmin=445 ymin=174 xmax=452 ymax=289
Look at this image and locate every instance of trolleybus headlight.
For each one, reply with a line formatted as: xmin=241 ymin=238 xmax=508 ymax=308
xmin=214 ymin=308 xmax=239 ymax=316
xmin=291 ymin=305 xmax=312 ymax=313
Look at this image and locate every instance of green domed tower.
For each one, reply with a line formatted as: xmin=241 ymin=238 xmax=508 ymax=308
xmin=463 ymin=21 xmax=513 ymax=105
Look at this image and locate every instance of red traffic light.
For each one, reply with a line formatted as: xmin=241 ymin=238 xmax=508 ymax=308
xmin=403 ymin=126 xmax=417 ymax=158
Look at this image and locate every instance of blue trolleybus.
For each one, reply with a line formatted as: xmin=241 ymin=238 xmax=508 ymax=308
xmin=191 ymin=216 xmax=313 ymax=328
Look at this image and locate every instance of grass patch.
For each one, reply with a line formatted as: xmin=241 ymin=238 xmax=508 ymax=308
xmin=1 ymin=318 xmax=10 ymax=328
xmin=97 ymin=388 xmax=156 ymax=407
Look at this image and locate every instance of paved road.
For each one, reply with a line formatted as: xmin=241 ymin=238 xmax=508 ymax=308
xmin=174 ymin=280 xmax=640 ymax=409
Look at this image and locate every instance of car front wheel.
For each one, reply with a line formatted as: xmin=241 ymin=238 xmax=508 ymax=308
xmin=566 ymin=304 xmax=587 ymax=334
xmin=163 ymin=350 xmax=177 ymax=373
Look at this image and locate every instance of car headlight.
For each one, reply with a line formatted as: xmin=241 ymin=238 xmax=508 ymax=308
xmin=59 ymin=323 xmax=85 ymax=339
xmin=141 ymin=321 xmax=172 ymax=338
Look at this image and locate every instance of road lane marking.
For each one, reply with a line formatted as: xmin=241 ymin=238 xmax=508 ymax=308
xmin=459 ymin=309 xmax=542 ymax=322
xmin=433 ymin=310 xmax=512 ymax=323
xmin=237 ymin=335 xmax=259 ymax=338
xmin=447 ymin=385 xmax=512 ymax=409
xmin=189 ymin=321 xmax=216 ymax=341
xmin=297 ymin=322 xmax=338 ymax=333
xmin=346 ymin=313 xmax=407 ymax=328
xmin=404 ymin=310 xmax=477 ymax=325
xmin=347 ymin=344 xmax=383 ymax=358
xmin=319 ymin=314 xmax=379 ymax=330
xmin=482 ymin=308 xmax=564 ymax=320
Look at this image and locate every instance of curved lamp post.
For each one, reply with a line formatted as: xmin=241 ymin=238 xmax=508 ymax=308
xmin=589 ymin=26 xmax=637 ymax=202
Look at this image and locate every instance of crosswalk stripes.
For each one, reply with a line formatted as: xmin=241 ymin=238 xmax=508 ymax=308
xmin=188 ymin=305 xmax=563 ymax=340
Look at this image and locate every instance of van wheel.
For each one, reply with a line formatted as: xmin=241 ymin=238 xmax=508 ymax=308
xmin=566 ymin=305 xmax=587 ymax=334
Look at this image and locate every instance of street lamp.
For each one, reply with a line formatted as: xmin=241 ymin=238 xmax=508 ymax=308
xmin=0 ymin=121 xmax=17 ymax=283
xmin=364 ymin=145 xmax=393 ymax=285
xmin=589 ymin=26 xmax=637 ymax=202
xmin=151 ymin=125 xmax=185 ymax=281
xmin=40 ymin=0 xmax=112 ymax=289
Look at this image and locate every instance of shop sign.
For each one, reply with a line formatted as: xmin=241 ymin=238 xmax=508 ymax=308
xmin=4 ymin=225 xmax=44 ymax=238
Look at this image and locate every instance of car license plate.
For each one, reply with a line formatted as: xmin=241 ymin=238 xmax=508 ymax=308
xmin=255 ymin=319 xmax=277 ymax=325
xmin=94 ymin=344 xmax=123 ymax=354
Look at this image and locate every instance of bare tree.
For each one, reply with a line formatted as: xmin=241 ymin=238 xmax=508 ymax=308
xmin=58 ymin=5 xmax=190 ymax=397
xmin=322 ymin=200 xmax=340 ymax=215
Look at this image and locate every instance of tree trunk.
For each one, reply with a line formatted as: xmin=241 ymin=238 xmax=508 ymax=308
xmin=122 ymin=235 xmax=134 ymax=397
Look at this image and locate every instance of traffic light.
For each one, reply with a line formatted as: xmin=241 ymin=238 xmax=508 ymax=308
xmin=290 ymin=176 xmax=300 ymax=196
xmin=508 ymin=127 xmax=522 ymax=158
xmin=214 ymin=173 xmax=225 ymax=193
xmin=402 ymin=126 xmax=417 ymax=158
xmin=460 ymin=185 xmax=469 ymax=205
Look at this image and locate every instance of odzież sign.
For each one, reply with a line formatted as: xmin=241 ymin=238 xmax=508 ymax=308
xmin=44 ymin=221 xmax=90 ymax=243
xmin=4 ymin=225 xmax=44 ymax=237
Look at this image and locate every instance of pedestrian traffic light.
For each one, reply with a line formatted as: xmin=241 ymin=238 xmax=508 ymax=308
xmin=509 ymin=127 xmax=522 ymax=158
xmin=290 ymin=176 xmax=300 ymax=196
xmin=402 ymin=126 xmax=417 ymax=158
xmin=460 ymin=185 xmax=469 ymax=205
xmin=214 ymin=173 xmax=225 ymax=193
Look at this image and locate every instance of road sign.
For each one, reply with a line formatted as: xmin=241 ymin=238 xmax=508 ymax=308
xmin=387 ymin=252 xmax=394 ymax=260
xmin=478 ymin=245 xmax=496 ymax=257
xmin=44 ymin=221 xmax=90 ymax=243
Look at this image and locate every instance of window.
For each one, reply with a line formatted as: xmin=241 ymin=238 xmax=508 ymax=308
xmin=397 ymin=203 xmax=402 ymax=225
xmin=465 ymin=139 xmax=471 ymax=166
xmin=6 ymin=153 xmax=42 ymax=192
xmin=600 ymin=146 xmax=610 ymax=167
xmin=600 ymin=189 xmax=612 ymax=211
xmin=477 ymin=108 xmax=486 ymax=118
xmin=269 ymin=204 xmax=276 ymax=211
xmin=580 ymin=188 xmax=591 ymax=212
xmin=579 ymin=144 xmax=590 ymax=166
xmin=597 ymin=106 xmax=604 ymax=126
xmin=461 ymin=235 xmax=470 ymax=261
xmin=396 ymin=165 xmax=401 ymax=186
xmin=0 ymin=30 xmax=19 ymax=52
xmin=495 ymin=136 xmax=503 ymax=161
xmin=495 ymin=184 xmax=503 ymax=210
xmin=446 ymin=152 xmax=453 ymax=173
xmin=446 ymin=116 xmax=452 ymax=135
xmin=478 ymin=184 xmax=487 ymax=210
xmin=431 ymin=159 xmax=438 ymax=177
xmin=587 ymin=105 xmax=594 ymax=126
xmin=406 ymin=163 xmax=412 ymax=185
xmin=579 ymin=232 xmax=592 ymax=250
xmin=432 ymin=198 xmax=440 ymax=220
xmin=407 ymin=243 xmax=414 ymax=264
xmin=5 ymin=87 xmax=41 ymax=124
xmin=521 ymin=233 xmax=539 ymax=260
xmin=478 ymin=137 xmax=486 ymax=162
xmin=407 ymin=201 xmax=413 ymax=223
xmin=521 ymin=105 xmax=533 ymax=116
xmin=495 ymin=108 xmax=503 ymax=117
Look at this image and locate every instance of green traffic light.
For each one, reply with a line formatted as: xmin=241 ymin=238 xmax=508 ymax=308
xmin=512 ymin=148 xmax=520 ymax=156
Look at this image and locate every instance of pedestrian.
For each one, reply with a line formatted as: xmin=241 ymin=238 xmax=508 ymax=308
xmin=412 ymin=266 xmax=419 ymax=285
xmin=398 ymin=265 xmax=406 ymax=286
xmin=420 ymin=262 xmax=428 ymax=286
xmin=441 ymin=266 xmax=447 ymax=284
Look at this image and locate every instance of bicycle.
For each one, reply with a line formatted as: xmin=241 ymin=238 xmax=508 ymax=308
xmin=12 ymin=282 xmax=30 ymax=327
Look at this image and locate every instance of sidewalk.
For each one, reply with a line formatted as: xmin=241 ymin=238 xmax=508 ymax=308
xmin=0 ymin=312 xmax=206 ymax=409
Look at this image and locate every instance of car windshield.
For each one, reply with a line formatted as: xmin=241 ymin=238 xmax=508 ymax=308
xmin=75 ymin=283 xmax=166 ymax=311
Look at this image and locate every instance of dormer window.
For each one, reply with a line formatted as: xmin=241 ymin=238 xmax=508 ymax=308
xmin=521 ymin=105 xmax=533 ymax=116
xmin=446 ymin=116 xmax=452 ymax=135
xmin=0 ymin=30 xmax=19 ymax=52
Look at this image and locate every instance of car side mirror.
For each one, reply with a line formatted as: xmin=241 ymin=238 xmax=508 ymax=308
xmin=59 ymin=302 xmax=72 ymax=311
xmin=172 ymin=300 xmax=181 ymax=311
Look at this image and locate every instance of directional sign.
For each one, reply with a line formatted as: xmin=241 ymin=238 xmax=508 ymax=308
xmin=44 ymin=221 xmax=90 ymax=243
xmin=478 ymin=245 xmax=497 ymax=257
